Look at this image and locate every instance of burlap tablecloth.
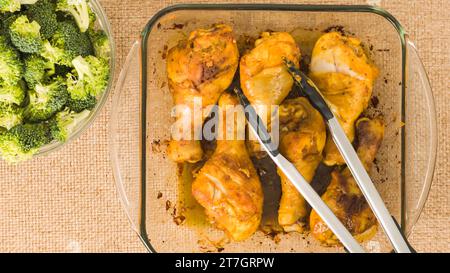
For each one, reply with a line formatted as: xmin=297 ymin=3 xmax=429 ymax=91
xmin=0 ymin=0 xmax=448 ymax=252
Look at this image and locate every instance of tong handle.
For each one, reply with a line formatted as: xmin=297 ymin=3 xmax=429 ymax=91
xmin=284 ymin=60 xmax=415 ymax=253
xmin=391 ymin=217 xmax=417 ymax=253
xmin=283 ymin=58 xmax=333 ymax=120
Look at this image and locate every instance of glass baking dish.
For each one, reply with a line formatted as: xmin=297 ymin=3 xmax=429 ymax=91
xmin=109 ymin=4 xmax=437 ymax=253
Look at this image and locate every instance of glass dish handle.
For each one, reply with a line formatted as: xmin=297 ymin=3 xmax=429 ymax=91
xmin=404 ymin=37 xmax=438 ymax=235
xmin=109 ymin=40 xmax=142 ymax=233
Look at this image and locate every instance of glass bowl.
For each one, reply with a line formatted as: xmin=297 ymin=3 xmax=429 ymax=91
xmin=110 ymin=4 xmax=437 ymax=253
xmin=36 ymin=0 xmax=115 ymax=157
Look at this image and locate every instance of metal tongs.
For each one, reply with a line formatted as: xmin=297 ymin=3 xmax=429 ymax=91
xmin=233 ymin=60 xmax=415 ymax=253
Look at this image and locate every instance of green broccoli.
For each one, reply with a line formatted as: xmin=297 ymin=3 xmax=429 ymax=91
xmin=40 ymin=39 xmax=65 ymax=64
xmin=25 ymin=0 xmax=58 ymax=39
xmin=42 ymin=21 xmax=93 ymax=65
xmin=88 ymin=29 xmax=110 ymax=61
xmin=88 ymin=5 xmax=96 ymax=27
xmin=24 ymin=54 xmax=55 ymax=89
xmin=1 ymin=13 xmax=8 ymax=34
xmin=1 ymin=12 xmax=18 ymax=26
xmin=0 ymin=82 xmax=25 ymax=105
xmin=0 ymin=0 xmax=20 ymax=13
xmin=0 ymin=0 xmax=110 ymax=163
xmin=0 ymin=102 xmax=23 ymax=129
xmin=66 ymin=71 xmax=93 ymax=112
xmin=69 ymin=55 xmax=108 ymax=97
xmin=64 ymin=55 xmax=106 ymax=112
xmin=56 ymin=0 xmax=92 ymax=33
xmin=67 ymin=92 xmax=96 ymax=112
xmin=66 ymin=70 xmax=86 ymax=99
xmin=50 ymin=108 xmax=90 ymax=141
xmin=1 ymin=13 xmax=18 ymax=40
xmin=63 ymin=20 xmax=93 ymax=56
xmin=0 ymin=122 xmax=51 ymax=163
xmin=0 ymin=35 xmax=23 ymax=86
xmin=25 ymin=76 xmax=68 ymax=122
xmin=0 ymin=0 xmax=38 ymax=13
xmin=9 ymin=15 xmax=42 ymax=53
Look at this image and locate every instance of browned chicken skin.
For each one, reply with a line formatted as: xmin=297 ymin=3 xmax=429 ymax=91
xmin=240 ymin=32 xmax=301 ymax=157
xmin=191 ymin=93 xmax=263 ymax=241
xmin=309 ymin=117 xmax=385 ymax=246
xmin=166 ymin=26 xmax=385 ymax=247
xmin=309 ymin=32 xmax=379 ymax=166
xmin=167 ymin=24 xmax=239 ymax=163
xmin=276 ymin=97 xmax=327 ymax=232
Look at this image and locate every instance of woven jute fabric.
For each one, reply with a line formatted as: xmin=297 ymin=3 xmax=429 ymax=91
xmin=0 ymin=0 xmax=448 ymax=252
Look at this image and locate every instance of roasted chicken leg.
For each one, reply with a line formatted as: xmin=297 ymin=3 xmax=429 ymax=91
xmin=240 ymin=32 xmax=301 ymax=157
xmin=310 ymin=117 xmax=384 ymax=246
xmin=309 ymin=32 xmax=379 ymax=166
xmin=191 ymin=93 xmax=263 ymax=241
xmin=276 ymin=97 xmax=327 ymax=232
xmin=167 ymin=24 xmax=239 ymax=163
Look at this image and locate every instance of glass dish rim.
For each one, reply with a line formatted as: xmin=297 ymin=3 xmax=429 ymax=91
xmin=136 ymin=3 xmax=435 ymax=253
xmin=34 ymin=0 xmax=116 ymax=157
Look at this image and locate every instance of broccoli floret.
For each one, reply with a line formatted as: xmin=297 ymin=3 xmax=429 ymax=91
xmin=66 ymin=71 xmax=86 ymax=99
xmin=44 ymin=21 xmax=93 ymax=65
xmin=70 ymin=55 xmax=108 ymax=97
xmin=1 ymin=13 xmax=9 ymax=31
xmin=1 ymin=13 xmax=18 ymax=40
xmin=0 ymin=35 xmax=23 ymax=86
xmin=1 ymin=12 xmax=17 ymax=27
xmin=0 ymin=102 xmax=23 ymax=129
xmin=88 ymin=6 xmax=96 ymax=27
xmin=0 ymin=0 xmax=38 ymax=13
xmin=25 ymin=0 xmax=58 ymax=39
xmin=67 ymin=92 xmax=95 ymax=112
xmin=78 ymin=30 xmax=93 ymax=56
xmin=9 ymin=15 xmax=42 ymax=53
xmin=50 ymin=108 xmax=89 ymax=141
xmin=25 ymin=76 xmax=68 ymax=122
xmin=40 ymin=39 xmax=65 ymax=64
xmin=0 ymin=82 xmax=25 ymax=105
xmin=56 ymin=0 xmax=92 ymax=33
xmin=24 ymin=54 xmax=55 ymax=89
xmin=88 ymin=29 xmax=110 ymax=60
xmin=0 ymin=0 xmax=20 ymax=13
xmin=0 ymin=122 xmax=51 ymax=163
xmin=64 ymin=55 xmax=106 ymax=112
